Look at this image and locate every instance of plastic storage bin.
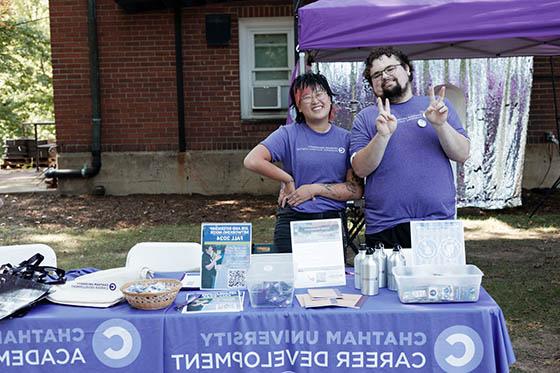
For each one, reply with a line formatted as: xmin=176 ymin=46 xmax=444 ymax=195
xmin=393 ymin=264 xmax=483 ymax=303
xmin=247 ymin=254 xmax=295 ymax=308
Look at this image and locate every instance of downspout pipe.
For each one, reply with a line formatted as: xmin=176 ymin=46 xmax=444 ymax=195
xmin=174 ymin=4 xmax=186 ymax=152
xmin=46 ymin=0 xmax=101 ymax=179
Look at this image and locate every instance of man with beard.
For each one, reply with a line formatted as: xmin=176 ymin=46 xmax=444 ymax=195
xmin=350 ymin=47 xmax=470 ymax=248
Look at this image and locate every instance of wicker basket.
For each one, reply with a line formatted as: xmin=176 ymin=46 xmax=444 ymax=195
xmin=120 ymin=279 xmax=182 ymax=310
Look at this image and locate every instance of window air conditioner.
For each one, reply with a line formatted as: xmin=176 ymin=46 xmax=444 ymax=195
xmin=252 ymin=86 xmax=281 ymax=110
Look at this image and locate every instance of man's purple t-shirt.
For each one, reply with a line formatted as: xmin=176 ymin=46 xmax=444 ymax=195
xmin=261 ymin=123 xmax=351 ymax=213
xmin=350 ymin=96 xmax=468 ymax=234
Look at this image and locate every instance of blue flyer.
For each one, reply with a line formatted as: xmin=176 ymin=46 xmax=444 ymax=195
xmin=200 ymin=223 xmax=252 ymax=290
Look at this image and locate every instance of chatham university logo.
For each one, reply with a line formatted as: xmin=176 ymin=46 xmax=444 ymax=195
xmin=92 ymin=319 xmax=142 ymax=368
xmin=434 ymin=325 xmax=484 ymax=372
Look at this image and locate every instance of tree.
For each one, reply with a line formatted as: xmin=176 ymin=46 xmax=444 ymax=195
xmin=0 ymin=0 xmax=53 ymax=146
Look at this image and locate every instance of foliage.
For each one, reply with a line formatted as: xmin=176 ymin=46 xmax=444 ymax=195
xmin=0 ymin=0 xmax=53 ymax=146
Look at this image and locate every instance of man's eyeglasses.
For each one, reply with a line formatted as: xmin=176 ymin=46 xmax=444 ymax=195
xmin=300 ymin=89 xmax=328 ymax=104
xmin=371 ymin=64 xmax=402 ymax=81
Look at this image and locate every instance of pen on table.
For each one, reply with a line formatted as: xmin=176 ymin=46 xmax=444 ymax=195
xmin=174 ymin=293 xmax=202 ymax=311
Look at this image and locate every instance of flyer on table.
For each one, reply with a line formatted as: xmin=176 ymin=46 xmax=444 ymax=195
xmin=200 ymin=223 xmax=251 ymax=290
xmin=290 ymin=218 xmax=346 ymax=288
xmin=181 ymin=291 xmax=244 ymax=314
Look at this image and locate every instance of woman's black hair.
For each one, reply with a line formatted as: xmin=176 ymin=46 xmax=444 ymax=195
xmin=289 ymin=72 xmax=335 ymax=123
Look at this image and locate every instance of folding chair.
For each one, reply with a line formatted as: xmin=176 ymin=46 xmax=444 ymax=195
xmin=125 ymin=242 xmax=201 ymax=272
xmin=0 ymin=244 xmax=57 ymax=267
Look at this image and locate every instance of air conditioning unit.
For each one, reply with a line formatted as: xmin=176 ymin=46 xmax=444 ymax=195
xmin=252 ymin=86 xmax=282 ymax=110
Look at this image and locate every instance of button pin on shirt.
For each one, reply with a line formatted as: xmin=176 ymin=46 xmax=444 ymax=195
xmin=418 ymin=112 xmax=428 ymax=128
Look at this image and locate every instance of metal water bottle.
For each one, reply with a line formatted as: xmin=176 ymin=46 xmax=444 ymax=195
xmin=354 ymin=244 xmax=367 ymax=289
xmin=387 ymin=244 xmax=406 ymax=291
xmin=374 ymin=242 xmax=387 ymax=288
xmin=361 ymin=247 xmax=379 ymax=296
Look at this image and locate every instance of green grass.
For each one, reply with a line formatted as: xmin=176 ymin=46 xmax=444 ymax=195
xmin=460 ymin=212 xmax=560 ymax=230
xmin=0 ymin=216 xmax=277 ymax=269
xmin=460 ymin=212 xmax=560 ymax=371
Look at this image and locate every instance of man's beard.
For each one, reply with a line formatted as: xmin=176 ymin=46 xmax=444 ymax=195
xmin=380 ymin=78 xmax=409 ymax=102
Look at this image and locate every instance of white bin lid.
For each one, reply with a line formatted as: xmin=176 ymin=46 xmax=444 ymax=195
xmin=248 ymin=254 xmax=294 ymax=282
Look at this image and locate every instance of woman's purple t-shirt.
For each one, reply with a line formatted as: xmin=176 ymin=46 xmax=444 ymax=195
xmin=261 ymin=123 xmax=351 ymax=213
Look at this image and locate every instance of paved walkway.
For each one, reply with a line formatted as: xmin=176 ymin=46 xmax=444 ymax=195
xmin=0 ymin=169 xmax=54 ymax=193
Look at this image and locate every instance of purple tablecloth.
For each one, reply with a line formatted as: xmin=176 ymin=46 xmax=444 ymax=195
xmin=0 ymin=274 xmax=515 ymax=372
xmin=164 ymin=276 xmax=515 ymax=373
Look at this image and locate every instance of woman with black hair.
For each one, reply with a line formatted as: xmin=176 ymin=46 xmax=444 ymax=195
xmin=244 ymin=72 xmax=363 ymax=253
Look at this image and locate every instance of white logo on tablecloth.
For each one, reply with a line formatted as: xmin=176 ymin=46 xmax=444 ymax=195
xmin=434 ymin=325 xmax=483 ymax=372
xmin=92 ymin=319 xmax=141 ymax=368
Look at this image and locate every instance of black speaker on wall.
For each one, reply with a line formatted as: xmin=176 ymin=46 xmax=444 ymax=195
xmin=206 ymin=14 xmax=231 ymax=46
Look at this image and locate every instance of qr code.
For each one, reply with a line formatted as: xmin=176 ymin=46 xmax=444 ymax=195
xmin=227 ymin=269 xmax=247 ymax=288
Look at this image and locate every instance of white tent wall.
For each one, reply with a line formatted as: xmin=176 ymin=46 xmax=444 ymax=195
xmin=316 ymin=57 xmax=533 ymax=209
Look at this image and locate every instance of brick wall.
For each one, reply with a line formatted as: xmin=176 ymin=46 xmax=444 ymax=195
xmin=49 ymin=0 xmax=292 ymax=153
xmin=49 ymin=0 xmax=92 ymax=153
xmin=528 ymin=56 xmax=560 ymax=144
xmin=50 ymin=1 xmax=559 ymax=154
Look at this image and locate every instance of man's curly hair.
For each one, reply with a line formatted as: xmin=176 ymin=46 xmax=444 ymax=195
xmin=363 ymin=47 xmax=414 ymax=87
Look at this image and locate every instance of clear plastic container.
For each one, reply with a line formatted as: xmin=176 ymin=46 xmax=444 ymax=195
xmin=393 ymin=264 xmax=483 ymax=303
xmin=246 ymin=254 xmax=294 ymax=308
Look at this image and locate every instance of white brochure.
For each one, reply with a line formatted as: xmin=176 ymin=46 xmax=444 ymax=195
xmin=410 ymin=220 xmax=466 ymax=265
xmin=290 ymin=218 xmax=346 ymax=288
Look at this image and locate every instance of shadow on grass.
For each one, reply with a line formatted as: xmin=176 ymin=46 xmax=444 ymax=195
xmin=460 ymin=212 xmax=560 ymax=230
xmin=1 ymin=217 xmax=277 ymax=270
xmin=467 ymin=239 xmax=559 ymax=325
xmin=467 ymin=238 xmax=560 ymax=373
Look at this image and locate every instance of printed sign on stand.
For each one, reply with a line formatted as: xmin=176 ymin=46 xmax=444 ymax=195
xmin=200 ymin=223 xmax=251 ymax=290
xmin=410 ymin=220 xmax=466 ymax=265
xmin=290 ymin=218 xmax=346 ymax=288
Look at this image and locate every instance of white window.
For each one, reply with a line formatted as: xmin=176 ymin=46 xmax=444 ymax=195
xmin=239 ymin=18 xmax=294 ymax=120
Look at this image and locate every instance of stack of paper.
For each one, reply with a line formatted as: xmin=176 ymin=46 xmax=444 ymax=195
xmin=296 ymin=288 xmax=365 ymax=309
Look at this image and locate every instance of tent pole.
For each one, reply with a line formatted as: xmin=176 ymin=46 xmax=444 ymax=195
xmin=550 ymin=57 xmax=560 ymax=158
xmin=299 ymin=52 xmax=306 ymax=74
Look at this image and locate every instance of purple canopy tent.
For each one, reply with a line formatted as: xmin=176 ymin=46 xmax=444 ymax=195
xmin=296 ymin=0 xmax=560 ymax=212
xmin=298 ymin=0 xmax=560 ymax=62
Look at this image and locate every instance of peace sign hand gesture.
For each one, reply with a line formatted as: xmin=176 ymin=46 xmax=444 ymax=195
xmin=424 ymin=86 xmax=448 ymax=127
xmin=375 ymin=97 xmax=397 ymax=137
